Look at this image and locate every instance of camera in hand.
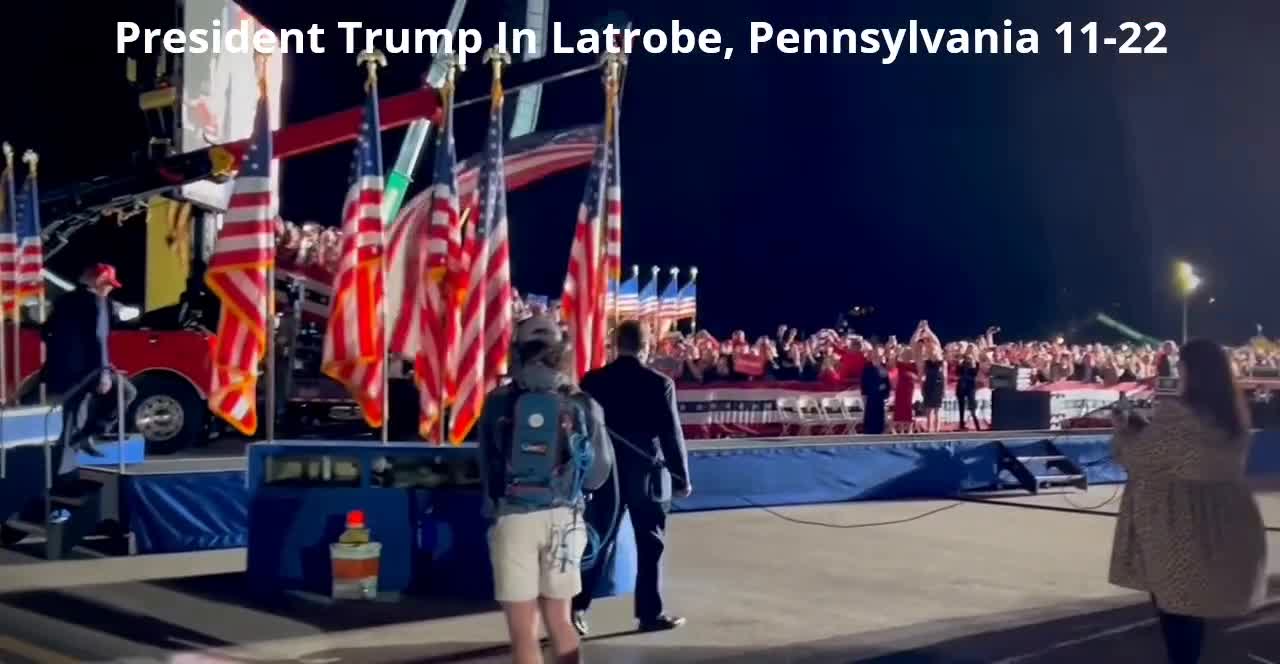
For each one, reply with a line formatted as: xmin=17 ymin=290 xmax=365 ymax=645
xmin=1112 ymin=392 xmax=1149 ymax=430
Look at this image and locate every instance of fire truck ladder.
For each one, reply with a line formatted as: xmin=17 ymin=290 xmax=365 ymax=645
xmin=39 ymin=58 xmax=600 ymax=262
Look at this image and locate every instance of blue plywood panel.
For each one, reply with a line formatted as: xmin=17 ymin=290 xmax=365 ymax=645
xmin=78 ymin=436 xmax=146 ymax=467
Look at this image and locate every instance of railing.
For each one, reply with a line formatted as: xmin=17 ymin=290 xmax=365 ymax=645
xmin=1 ymin=366 xmax=130 ymax=525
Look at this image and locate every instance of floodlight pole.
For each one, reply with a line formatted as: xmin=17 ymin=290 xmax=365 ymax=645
xmin=1182 ymin=296 xmax=1189 ymax=345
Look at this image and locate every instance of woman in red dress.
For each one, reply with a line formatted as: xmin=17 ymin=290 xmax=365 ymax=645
xmin=892 ymin=346 xmax=918 ymax=433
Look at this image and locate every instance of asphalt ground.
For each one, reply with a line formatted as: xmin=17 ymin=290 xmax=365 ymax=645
xmin=0 ymin=484 xmax=1275 ymax=663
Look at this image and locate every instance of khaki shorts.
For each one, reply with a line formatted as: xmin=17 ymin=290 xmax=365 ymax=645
xmin=488 ymin=507 xmax=587 ymax=603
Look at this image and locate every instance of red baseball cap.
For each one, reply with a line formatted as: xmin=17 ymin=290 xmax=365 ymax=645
xmin=89 ymin=263 xmax=122 ymax=288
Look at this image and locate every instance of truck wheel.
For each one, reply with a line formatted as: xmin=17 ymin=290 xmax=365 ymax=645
xmin=129 ymin=375 xmax=204 ymax=455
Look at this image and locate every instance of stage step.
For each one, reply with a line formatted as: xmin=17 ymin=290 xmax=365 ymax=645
xmin=993 ymin=441 xmax=1089 ymax=494
xmin=1018 ymin=455 xmax=1068 ymax=463
xmin=1033 ymin=473 xmax=1086 ymax=486
xmin=4 ymin=478 xmax=107 ymax=559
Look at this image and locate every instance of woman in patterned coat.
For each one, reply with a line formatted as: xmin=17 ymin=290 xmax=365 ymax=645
xmin=1109 ymin=338 xmax=1267 ymax=664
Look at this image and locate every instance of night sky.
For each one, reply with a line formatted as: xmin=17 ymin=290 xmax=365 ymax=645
xmin=2 ymin=0 xmax=1279 ymax=344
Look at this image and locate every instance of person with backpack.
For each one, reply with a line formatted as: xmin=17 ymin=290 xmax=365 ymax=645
xmin=477 ymin=315 xmax=614 ymax=664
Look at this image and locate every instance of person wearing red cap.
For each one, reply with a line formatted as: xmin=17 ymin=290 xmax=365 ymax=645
xmin=40 ymin=263 xmax=135 ymax=462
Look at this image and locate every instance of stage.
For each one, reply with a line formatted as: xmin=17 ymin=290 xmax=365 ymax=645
xmin=24 ymin=427 xmax=1278 ymax=601
xmin=69 ymin=428 xmax=1225 ymax=557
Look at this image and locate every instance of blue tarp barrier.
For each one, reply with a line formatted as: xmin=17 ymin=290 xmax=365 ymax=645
xmin=673 ymin=435 xmax=1120 ymax=511
xmin=125 ymin=470 xmax=249 ymax=553
xmin=1248 ymin=430 xmax=1280 ymax=475
xmin=122 ymin=431 xmax=1280 ymax=556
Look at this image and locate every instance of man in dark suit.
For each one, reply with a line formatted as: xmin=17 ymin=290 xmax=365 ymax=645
xmin=41 ymin=263 xmax=135 ymax=461
xmin=572 ymin=320 xmax=691 ymax=636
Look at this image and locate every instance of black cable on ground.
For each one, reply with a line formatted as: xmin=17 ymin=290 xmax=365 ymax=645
xmin=962 ymin=488 xmax=1277 ymax=531
xmin=738 ymin=497 xmax=964 ymax=529
xmin=1060 ymin=485 xmax=1125 ymax=511
xmin=956 ymin=493 xmax=1126 ymax=519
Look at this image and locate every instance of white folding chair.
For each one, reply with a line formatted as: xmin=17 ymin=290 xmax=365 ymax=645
xmin=776 ymin=397 xmax=801 ymax=436
xmin=795 ymin=397 xmax=826 ymax=436
xmin=821 ymin=396 xmax=851 ymax=435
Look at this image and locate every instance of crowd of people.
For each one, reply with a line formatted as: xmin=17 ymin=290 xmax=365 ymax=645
xmin=642 ymin=322 xmax=1280 ymax=388
xmin=509 ymin=294 xmax=1280 ymax=435
xmin=510 ymin=291 xmax=1280 ymax=391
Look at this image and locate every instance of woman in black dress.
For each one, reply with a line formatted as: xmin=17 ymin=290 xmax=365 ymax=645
xmin=956 ymin=347 xmax=981 ymax=430
xmin=911 ymin=321 xmax=946 ymax=432
xmin=921 ymin=343 xmax=946 ymax=432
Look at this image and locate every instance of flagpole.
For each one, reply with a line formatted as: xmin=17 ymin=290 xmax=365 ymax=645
xmin=28 ymin=149 xmax=42 ymax=407
xmin=608 ymin=54 xmax=627 ymax=359
xmin=688 ymin=266 xmax=699 ymax=335
xmin=437 ymin=73 xmax=451 ymax=447
xmin=26 ymin=151 xmax=42 ymax=406
xmin=258 ymin=68 xmax=277 ymax=445
xmin=355 ymin=50 xmax=392 ymax=447
xmin=438 ymin=54 xmax=462 ymax=447
xmin=627 ymin=264 xmax=638 ymax=327
xmin=0 ymin=144 xmax=7 ymax=481
xmin=12 ymin=152 xmax=33 ymax=407
xmin=668 ymin=267 xmax=680 ymax=337
xmin=650 ymin=266 xmax=660 ymax=340
xmin=11 ymin=297 xmax=18 ymax=404
xmin=600 ymin=52 xmax=623 ymax=365
xmin=36 ymin=295 xmax=45 ymax=405
xmin=0 ymin=143 xmax=11 ymax=408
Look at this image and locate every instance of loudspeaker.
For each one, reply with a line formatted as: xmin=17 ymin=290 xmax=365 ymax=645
xmin=991 ymin=388 xmax=1051 ymax=431
xmin=989 ymin=365 xmax=1033 ymax=391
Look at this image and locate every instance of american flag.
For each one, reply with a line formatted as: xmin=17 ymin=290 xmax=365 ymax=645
xmin=450 ymin=77 xmax=514 ymax=443
xmin=593 ymin=103 xmax=622 ymax=365
xmin=676 ymin=276 xmax=698 ymax=320
xmin=657 ymin=270 xmax=680 ymax=331
xmin=322 ymin=78 xmax=386 ymax=430
xmin=0 ymin=156 xmax=17 ymax=319
xmin=205 ymin=89 xmax=275 ymax=436
xmin=456 ymin=125 xmax=598 ymax=205
xmin=562 ymin=123 xmax=611 ymax=378
xmin=14 ymin=158 xmax=43 ymax=309
xmin=388 ymin=84 xmax=462 ymax=441
xmin=638 ymin=271 xmax=658 ymax=319
xmin=282 ymin=126 xmax=597 ymax=330
xmin=616 ymin=271 xmax=640 ymax=319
